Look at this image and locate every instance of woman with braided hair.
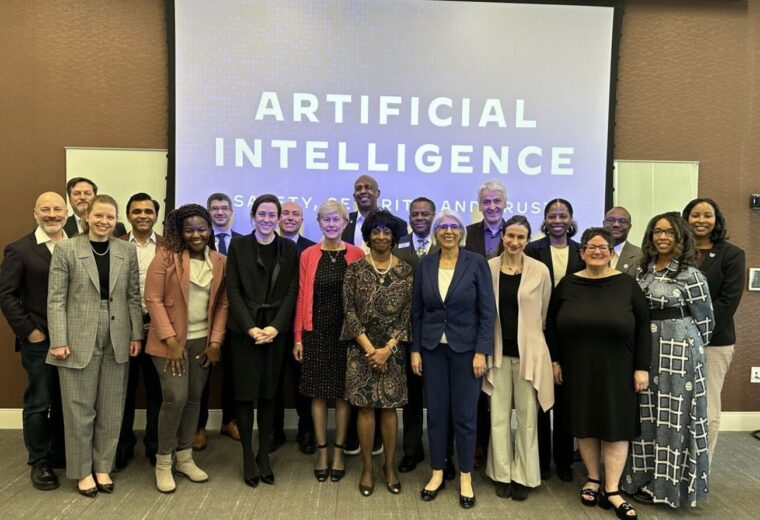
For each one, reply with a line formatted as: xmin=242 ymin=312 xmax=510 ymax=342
xmin=144 ymin=204 xmax=229 ymax=493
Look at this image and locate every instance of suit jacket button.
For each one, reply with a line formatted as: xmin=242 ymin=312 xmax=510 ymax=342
xmin=111 ymin=316 xmax=115 ymax=321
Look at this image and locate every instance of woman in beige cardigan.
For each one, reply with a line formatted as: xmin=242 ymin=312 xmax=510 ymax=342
xmin=483 ymin=215 xmax=554 ymax=502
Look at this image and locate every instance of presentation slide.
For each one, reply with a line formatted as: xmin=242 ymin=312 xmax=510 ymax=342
xmin=174 ymin=0 xmax=615 ymax=239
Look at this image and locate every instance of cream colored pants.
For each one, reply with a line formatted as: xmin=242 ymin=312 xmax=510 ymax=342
xmin=486 ymin=357 xmax=540 ymax=487
xmin=706 ymin=345 xmax=734 ymax=464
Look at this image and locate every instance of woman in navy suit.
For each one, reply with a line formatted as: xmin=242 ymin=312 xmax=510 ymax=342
xmin=411 ymin=209 xmax=495 ymax=509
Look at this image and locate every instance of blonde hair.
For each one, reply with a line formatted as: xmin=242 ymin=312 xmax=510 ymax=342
xmin=316 ymin=199 xmax=349 ymax=222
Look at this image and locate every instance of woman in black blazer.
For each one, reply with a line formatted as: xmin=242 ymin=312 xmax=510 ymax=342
xmin=682 ymin=198 xmax=745 ymax=462
xmin=226 ymin=194 xmax=298 ymax=488
xmin=411 ymin=209 xmax=495 ymax=509
xmin=524 ymin=198 xmax=584 ymax=482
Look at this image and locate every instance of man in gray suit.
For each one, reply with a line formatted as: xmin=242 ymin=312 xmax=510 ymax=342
xmin=47 ymin=194 xmax=142 ymax=495
xmin=603 ymin=206 xmax=641 ymax=277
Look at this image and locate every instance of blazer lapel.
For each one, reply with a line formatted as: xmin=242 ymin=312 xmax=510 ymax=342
xmin=445 ymin=250 xmax=469 ymax=302
xmin=209 ymin=252 xmax=225 ymax=309
xmin=75 ymin=236 xmax=101 ymax=294
xmin=699 ymin=241 xmax=723 ymax=272
xmin=426 ymin=252 xmax=445 ymax=305
xmin=108 ymin=239 xmax=124 ymax=295
xmin=31 ymin=236 xmax=52 ymax=264
xmin=180 ymin=250 xmax=191 ymax=304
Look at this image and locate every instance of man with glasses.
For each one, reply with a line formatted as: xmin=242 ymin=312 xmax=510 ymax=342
xmin=603 ymin=207 xmax=640 ymax=277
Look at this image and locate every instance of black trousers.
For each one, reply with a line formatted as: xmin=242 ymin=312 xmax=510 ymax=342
xmin=117 ymin=340 xmax=162 ymax=458
xmin=273 ymin=333 xmax=313 ymax=436
xmin=20 ymin=340 xmax=65 ymax=466
xmin=198 ymin=338 xmax=236 ymax=428
xmin=538 ymin=383 xmax=574 ymax=471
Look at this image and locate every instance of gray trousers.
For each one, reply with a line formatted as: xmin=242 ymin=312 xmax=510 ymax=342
xmin=153 ymin=337 xmax=210 ymax=455
xmin=58 ymin=303 xmax=129 ymax=479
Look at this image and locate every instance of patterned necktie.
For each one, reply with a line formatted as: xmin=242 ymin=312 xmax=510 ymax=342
xmin=217 ymin=232 xmax=228 ymax=255
xmin=416 ymin=238 xmax=428 ymax=257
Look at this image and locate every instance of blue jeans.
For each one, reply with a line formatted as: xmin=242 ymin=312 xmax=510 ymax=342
xmin=20 ymin=340 xmax=65 ymax=466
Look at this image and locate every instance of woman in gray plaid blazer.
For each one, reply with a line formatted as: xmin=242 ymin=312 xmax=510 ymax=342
xmin=47 ymin=195 xmax=143 ymax=497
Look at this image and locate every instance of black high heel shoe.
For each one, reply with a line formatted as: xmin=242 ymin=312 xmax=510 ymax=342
xmin=600 ymin=489 xmax=638 ymax=520
xmin=580 ymin=477 xmax=601 ymax=507
xmin=420 ymin=479 xmax=445 ymax=501
xmin=314 ymin=444 xmax=330 ymax=482
xmin=257 ymin=454 xmax=274 ymax=485
xmin=330 ymin=444 xmax=346 ymax=482
xmin=243 ymin=451 xmax=259 ymax=488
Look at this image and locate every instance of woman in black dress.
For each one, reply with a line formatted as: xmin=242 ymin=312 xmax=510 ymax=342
xmin=682 ymin=198 xmax=745 ymax=463
xmin=525 ymin=197 xmax=584 ymax=481
xmin=226 ymin=194 xmax=298 ymax=488
xmin=548 ymin=227 xmax=650 ymax=520
xmin=293 ymin=200 xmax=364 ymax=482
xmin=342 ymin=209 xmax=412 ymax=496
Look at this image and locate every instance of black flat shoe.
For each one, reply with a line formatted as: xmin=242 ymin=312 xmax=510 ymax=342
xmin=260 ymin=473 xmax=275 ymax=485
xmin=629 ymin=488 xmax=654 ymax=504
xmin=398 ymin=453 xmax=424 ymax=473
xmin=420 ymin=480 xmax=445 ymax=501
xmin=600 ymin=490 xmax=637 ymax=519
xmin=359 ymin=481 xmax=375 ymax=497
xmin=244 ymin=475 xmax=259 ymax=488
xmin=459 ymin=493 xmax=476 ymax=509
xmin=511 ymin=482 xmax=530 ymax=502
xmin=76 ymin=483 xmax=97 ymax=498
xmin=580 ymin=477 xmax=601 ymax=507
xmin=384 ymin=465 xmax=401 ymax=494
xmin=95 ymin=481 xmax=114 ymax=494
xmin=495 ymin=482 xmax=511 ymax=499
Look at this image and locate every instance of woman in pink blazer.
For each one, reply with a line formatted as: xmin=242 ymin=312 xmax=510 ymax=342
xmin=144 ymin=204 xmax=228 ymax=493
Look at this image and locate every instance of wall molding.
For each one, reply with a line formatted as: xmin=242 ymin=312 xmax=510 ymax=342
xmin=1 ymin=409 xmax=758 ymax=431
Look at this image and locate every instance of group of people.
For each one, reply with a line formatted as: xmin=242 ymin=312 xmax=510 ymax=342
xmin=0 ymin=175 xmax=745 ymax=516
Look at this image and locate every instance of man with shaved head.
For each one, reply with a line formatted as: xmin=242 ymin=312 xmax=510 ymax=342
xmin=0 ymin=192 xmax=69 ymax=490
xmin=603 ymin=206 xmax=641 ymax=277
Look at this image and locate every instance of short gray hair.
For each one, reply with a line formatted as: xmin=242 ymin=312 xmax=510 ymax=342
xmin=477 ymin=181 xmax=507 ymax=202
xmin=316 ymin=199 xmax=349 ymax=222
xmin=432 ymin=209 xmax=467 ymax=246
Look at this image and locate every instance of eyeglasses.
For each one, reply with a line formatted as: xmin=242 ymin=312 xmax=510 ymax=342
xmin=604 ymin=217 xmax=630 ymax=225
xmin=583 ymin=244 xmax=610 ymax=252
xmin=652 ymin=228 xmax=675 ymax=237
xmin=435 ymin=224 xmax=462 ymax=232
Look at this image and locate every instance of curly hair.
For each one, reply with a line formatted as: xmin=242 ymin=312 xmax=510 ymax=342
xmin=639 ymin=211 xmax=696 ymax=277
xmin=541 ymin=198 xmax=578 ymax=238
xmin=361 ymin=209 xmax=406 ymax=248
xmin=681 ymin=197 xmax=728 ymax=243
xmin=162 ymin=204 xmax=214 ymax=254
xmin=502 ymin=214 xmax=532 ymax=238
xmin=579 ymin=227 xmax=614 ymax=250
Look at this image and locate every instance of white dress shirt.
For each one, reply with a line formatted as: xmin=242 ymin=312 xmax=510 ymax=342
xmin=129 ymin=232 xmax=158 ymax=314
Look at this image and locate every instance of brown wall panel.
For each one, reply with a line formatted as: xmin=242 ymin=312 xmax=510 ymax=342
xmin=0 ymin=1 xmax=757 ymax=411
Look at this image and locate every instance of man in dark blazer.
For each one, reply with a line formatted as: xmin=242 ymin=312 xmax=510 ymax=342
xmin=603 ymin=206 xmax=641 ymax=277
xmin=341 ymin=174 xmax=408 ymax=247
xmin=273 ymin=201 xmax=316 ymax=454
xmin=463 ymin=180 xmax=507 ymax=467
xmin=195 ymin=192 xmax=243 ymax=449
xmin=464 ymin=181 xmax=507 ymax=259
xmin=114 ymin=193 xmax=163 ymax=470
xmin=63 ymin=177 xmax=127 ymax=237
xmin=0 ymin=192 xmax=68 ymax=490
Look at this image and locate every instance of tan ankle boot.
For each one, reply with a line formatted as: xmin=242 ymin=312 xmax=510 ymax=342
xmin=175 ymin=448 xmax=209 ymax=482
xmin=155 ymin=454 xmax=176 ymax=493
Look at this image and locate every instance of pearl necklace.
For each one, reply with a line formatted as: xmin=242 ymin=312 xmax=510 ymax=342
xmin=368 ymin=252 xmax=392 ymax=283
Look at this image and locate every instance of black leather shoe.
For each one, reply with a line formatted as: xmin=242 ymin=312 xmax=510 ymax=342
xmin=297 ymin=431 xmax=316 ymax=455
xmin=260 ymin=473 xmax=275 ymax=485
xmin=112 ymin=450 xmax=132 ymax=473
xmin=244 ymin=475 xmax=259 ymax=488
xmin=420 ymin=480 xmax=445 ymax=501
xmin=459 ymin=493 xmax=476 ymax=509
xmin=31 ymin=462 xmax=59 ymax=491
xmin=495 ymin=482 xmax=511 ymax=499
xmin=398 ymin=453 xmax=424 ymax=473
xmin=511 ymin=482 xmax=530 ymax=501
xmin=557 ymin=466 xmax=574 ymax=482
xmin=443 ymin=459 xmax=456 ymax=481
xmin=270 ymin=432 xmax=287 ymax=453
